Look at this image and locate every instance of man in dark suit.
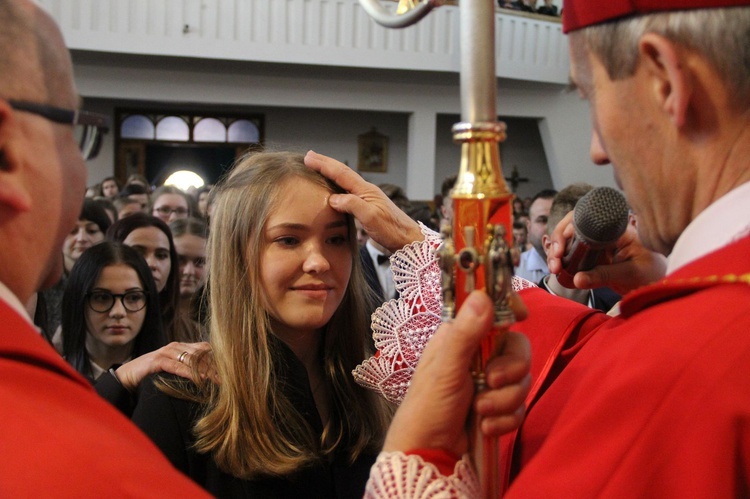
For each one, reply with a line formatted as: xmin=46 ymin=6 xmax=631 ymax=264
xmin=360 ymin=240 xmax=396 ymax=303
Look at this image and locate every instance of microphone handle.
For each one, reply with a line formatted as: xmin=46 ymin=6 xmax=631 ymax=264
xmin=557 ymin=237 xmax=605 ymax=289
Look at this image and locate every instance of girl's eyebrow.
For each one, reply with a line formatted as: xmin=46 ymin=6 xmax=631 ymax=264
xmin=267 ymin=220 xmax=348 ymax=231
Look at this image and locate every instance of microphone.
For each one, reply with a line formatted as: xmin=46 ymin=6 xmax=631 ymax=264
xmin=557 ymin=186 xmax=630 ymax=289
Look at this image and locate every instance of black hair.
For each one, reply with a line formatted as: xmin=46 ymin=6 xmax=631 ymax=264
xmin=530 ymin=188 xmax=559 ymax=206
xmin=119 ymin=183 xmax=149 ymax=197
xmin=92 ymin=197 xmax=118 ymax=224
xmin=80 ymin=198 xmax=112 ymax=234
xmin=61 ymin=241 xmax=165 ymax=380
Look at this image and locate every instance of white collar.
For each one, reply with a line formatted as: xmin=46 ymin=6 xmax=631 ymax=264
xmin=366 ymin=239 xmax=388 ymax=260
xmin=522 ymin=247 xmax=549 ymax=271
xmin=667 ymin=181 xmax=750 ymax=274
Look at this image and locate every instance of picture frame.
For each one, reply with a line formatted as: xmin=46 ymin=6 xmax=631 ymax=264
xmin=357 ymin=127 xmax=389 ymax=173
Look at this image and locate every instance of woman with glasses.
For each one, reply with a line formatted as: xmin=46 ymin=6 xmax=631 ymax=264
xmin=61 ymin=242 xmax=210 ymax=417
xmin=60 ymin=241 xmax=165 ymax=382
xmin=106 ymin=213 xmax=181 ymax=343
xmin=150 ymin=185 xmax=193 ymax=224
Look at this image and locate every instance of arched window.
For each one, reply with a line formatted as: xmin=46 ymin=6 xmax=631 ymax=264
xmin=228 ymin=119 xmax=260 ymax=143
xmin=121 ymin=114 xmax=155 ymax=139
xmin=194 ymin=117 xmax=226 ymax=142
xmin=156 ymin=116 xmax=190 ymax=141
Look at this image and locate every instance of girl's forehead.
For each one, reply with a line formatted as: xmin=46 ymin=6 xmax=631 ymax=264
xmin=95 ymin=263 xmax=141 ymax=284
xmin=127 ymin=226 xmax=168 ymax=242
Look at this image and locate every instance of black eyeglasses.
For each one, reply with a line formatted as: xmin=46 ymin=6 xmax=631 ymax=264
xmin=153 ymin=206 xmax=189 ymax=217
xmin=8 ymin=100 xmax=109 ymax=161
xmin=86 ymin=290 xmax=148 ymax=313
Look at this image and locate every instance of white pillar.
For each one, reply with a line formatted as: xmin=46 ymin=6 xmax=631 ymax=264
xmin=405 ymin=110 xmax=437 ymax=201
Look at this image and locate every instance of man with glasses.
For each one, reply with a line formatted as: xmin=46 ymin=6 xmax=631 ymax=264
xmin=8 ymin=100 xmax=108 ymax=161
xmin=0 ymin=1 xmax=207 ymax=495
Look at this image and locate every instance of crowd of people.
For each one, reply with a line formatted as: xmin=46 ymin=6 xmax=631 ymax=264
xmin=35 ymin=177 xmax=212 ymax=348
xmin=2 ymin=0 xmax=749 ymax=496
xmin=85 ymin=174 xmax=213 ymax=223
xmin=499 ymin=0 xmax=561 ymax=16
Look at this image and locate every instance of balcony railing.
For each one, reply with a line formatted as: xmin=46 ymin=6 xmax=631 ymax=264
xmin=39 ymin=0 xmax=567 ymax=84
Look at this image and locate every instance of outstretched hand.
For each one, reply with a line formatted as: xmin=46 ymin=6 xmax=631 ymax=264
xmin=304 ymin=150 xmax=424 ymax=252
xmin=114 ymin=341 xmax=213 ymax=391
xmin=547 ymin=211 xmax=667 ymax=295
xmin=382 ymin=291 xmax=531 ymax=456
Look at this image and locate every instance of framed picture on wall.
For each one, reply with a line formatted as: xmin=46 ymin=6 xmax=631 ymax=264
xmin=357 ymin=128 xmax=388 ymax=173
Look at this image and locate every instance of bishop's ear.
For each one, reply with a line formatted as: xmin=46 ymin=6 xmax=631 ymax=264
xmin=638 ymin=33 xmax=692 ymax=128
xmin=0 ymin=100 xmax=33 ymax=212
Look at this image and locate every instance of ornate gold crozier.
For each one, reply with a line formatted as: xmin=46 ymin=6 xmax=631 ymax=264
xmin=357 ymin=1 xmax=516 ymax=498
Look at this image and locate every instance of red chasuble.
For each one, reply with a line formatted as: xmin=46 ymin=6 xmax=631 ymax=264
xmin=504 ymin=234 xmax=750 ymax=497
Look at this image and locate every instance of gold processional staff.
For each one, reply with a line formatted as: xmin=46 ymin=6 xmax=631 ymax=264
xmin=356 ymin=1 xmax=517 ymax=498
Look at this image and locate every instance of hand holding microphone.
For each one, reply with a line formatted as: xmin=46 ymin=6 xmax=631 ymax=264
xmin=555 ymin=187 xmax=629 ymax=289
xmin=548 ymin=187 xmax=667 ymax=294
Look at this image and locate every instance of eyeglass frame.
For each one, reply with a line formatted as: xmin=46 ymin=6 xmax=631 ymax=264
xmin=85 ymin=290 xmax=149 ymax=314
xmin=7 ymin=99 xmax=110 ymax=161
xmin=153 ymin=206 xmax=189 ymax=217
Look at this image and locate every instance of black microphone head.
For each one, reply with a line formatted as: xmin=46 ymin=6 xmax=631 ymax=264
xmin=573 ymin=186 xmax=629 ymax=245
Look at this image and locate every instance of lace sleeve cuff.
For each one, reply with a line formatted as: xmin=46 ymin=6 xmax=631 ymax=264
xmin=352 ymin=224 xmax=443 ymax=404
xmin=364 ymin=451 xmax=479 ymax=498
xmin=352 ymin=222 xmax=535 ymax=405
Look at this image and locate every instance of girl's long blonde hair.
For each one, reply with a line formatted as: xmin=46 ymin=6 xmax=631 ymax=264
xmin=171 ymin=151 xmax=392 ymax=478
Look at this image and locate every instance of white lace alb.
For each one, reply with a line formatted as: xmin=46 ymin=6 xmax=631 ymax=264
xmin=353 ymin=223 xmax=536 ymax=405
xmin=364 ymin=452 xmax=479 ymax=499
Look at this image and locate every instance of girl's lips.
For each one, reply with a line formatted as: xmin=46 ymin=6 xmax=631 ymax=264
xmin=292 ymin=284 xmax=334 ymax=300
xmin=292 ymin=283 xmax=332 ymax=291
xmin=294 ymin=289 xmax=330 ymax=300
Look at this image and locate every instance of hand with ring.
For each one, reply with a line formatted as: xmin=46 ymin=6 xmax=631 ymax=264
xmin=113 ymin=341 xmax=214 ymax=392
